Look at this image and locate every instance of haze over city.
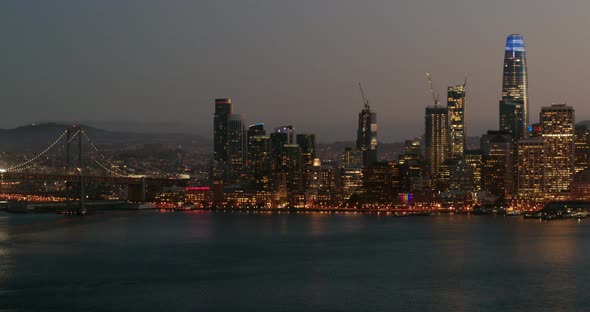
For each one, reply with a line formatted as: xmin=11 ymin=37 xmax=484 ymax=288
xmin=2 ymin=0 xmax=589 ymax=142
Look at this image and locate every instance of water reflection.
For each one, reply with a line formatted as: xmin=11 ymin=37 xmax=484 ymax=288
xmin=0 ymin=214 xmax=13 ymax=287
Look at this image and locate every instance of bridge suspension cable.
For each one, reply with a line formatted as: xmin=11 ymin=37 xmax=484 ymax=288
xmin=80 ymin=130 xmax=127 ymax=175
xmin=6 ymin=130 xmax=68 ymax=172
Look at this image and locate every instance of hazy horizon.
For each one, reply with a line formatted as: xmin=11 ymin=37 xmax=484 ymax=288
xmin=3 ymin=1 xmax=590 ymax=142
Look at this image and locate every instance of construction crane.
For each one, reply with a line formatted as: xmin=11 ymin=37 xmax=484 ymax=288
xmin=426 ymin=72 xmax=440 ymax=106
xmin=358 ymin=82 xmax=369 ymax=109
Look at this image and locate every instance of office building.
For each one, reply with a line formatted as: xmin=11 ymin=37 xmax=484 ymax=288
xmin=227 ymin=114 xmax=246 ymax=183
xmin=357 ymin=103 xmax=378 ymax=167
xmin=425 ymin=105 xmax=450 ymax=179
xmin=447 ymin=83 xmax=466 ymax=159
xmin=499 ymin=34 xmax=528 ymax=141
xmin=541 ymin=104 xmax=574 ymax=199
xmin=516 ymin=138 xmax=544 ymax=200
xmin=213 ymin=98 xmax=232 ymax=163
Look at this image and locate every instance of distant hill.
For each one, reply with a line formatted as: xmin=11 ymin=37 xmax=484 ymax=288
xmin=0 ymin=123 xmax=211 ymax=152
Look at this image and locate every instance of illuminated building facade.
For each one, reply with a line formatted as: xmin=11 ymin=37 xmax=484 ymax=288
xmin=575 ymin=125 xmax=589 ymax=174
xmin=275 ymin=125 xmax=294 ymax=144
xmin=541 ymin=104 xmax=574 ymax=198
xmin=398 ymin=139 xmax=424 ymax=193
xmin=213 ymin=98 xmax=232 ymax=163
xmin=297 ymin=133 xmax=316 ymax=190
xmin=341 ymin=167 xmax=363 ymax=198
xmin=481 ymin=131 xmax=514 ymax=197
xmin=247 ymin=124 xmax=272 ymax=190
xmin=362 ymin=162 xmax=397 ymax=205
xmin=447 ymin=84 xmax=466 ymax=159
xmin=227 ymin=114 xmax=246 ymax=183
xmin=296 ymin=134 xmax=316 ymax=168
xmin=283 ymin=144 xmax=303 ymax=193
xmin=357 ymin=104 xmax=377 ymax=167
xmin=425 ymin=105 xmax=449 ymax=179
xmin=499 ymin=34 xmax=528 ymax=141
xmin=464 ymin=149 xmax=482 ymax=192
xmin=342 ymin=147 xmax=363 ymax=168
xmin=516 ymin=138 xmax=544 ymax=200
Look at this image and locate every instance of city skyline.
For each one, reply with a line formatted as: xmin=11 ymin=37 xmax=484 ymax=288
xmin=2 ymin=1 xmax=590 ymax=142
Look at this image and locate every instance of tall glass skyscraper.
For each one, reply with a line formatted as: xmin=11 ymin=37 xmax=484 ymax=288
xmin=499 ymin=34 xmax=528 ymax=141
xmin=541 ymin=104 xmax=575 ymax=199
xmin=425 ymin=105 xmax=450 ymax=179
xmin=214 ymin=98 xmax=232 ymax=163
xmin=227 ymin=113 xmax=246 ymax=183
xmin=447 ymin=83 xmax=466 ymax=159
xmin=357 ymin=104 xmax=377 ymax=168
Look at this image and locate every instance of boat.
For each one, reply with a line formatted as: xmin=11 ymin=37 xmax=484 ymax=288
xmin=174 ymin=204 xmax=195 ymax=211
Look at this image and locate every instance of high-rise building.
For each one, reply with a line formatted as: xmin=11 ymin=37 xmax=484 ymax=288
xmin=516 ymin=138 xmax=544 ymax=200
xmin=425 ymin=105 xmax=450 ymax=179
xmin=400 ymin=139 xmax=423 ymax=161
xmin=357 ymin=103 xmax=377 ymax=168
xmin=481 ymin=131 xmax=514 ymax=198
xmin=270 ymin=132 xmax=289 ymax=169
xmin=275 ymin=125 xmax=294 ymax=144
xmin=247 ymin=123 xmax=272 ymax=190
xmin=464 ymin=149 xmax=482 ymax=192
xmin=342 ymin=147 xmax=363 ymax=168
xmin=227 ymin=114 xmax=246 ymax=183
xmin=213 ymin=98 xmax=232 ymax=163
xmin=341 ymin=166 xmax=364 ymax=198
xmin=541 ymin=104 xmax=575 ymax=199
xmin=297 ymin=133 xmax=316 ymax=190
xmin=499 ymin=34 xmax=529 ymax=141
xmin=362 ymin=162 xmax=398 ymax=205
xmin=575 ymin=125 xmax=590 ymax=174
xmin=296 ymin=134 xmax=316 ymax=168
xmin=283 ymin=144 xmax=303 ymax=193
xmin=447 ymin=83 xmax=466 ymax=159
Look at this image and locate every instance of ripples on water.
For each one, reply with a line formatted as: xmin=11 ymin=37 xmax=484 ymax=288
xmin=0 ymin=211 xmax=589 ymax=311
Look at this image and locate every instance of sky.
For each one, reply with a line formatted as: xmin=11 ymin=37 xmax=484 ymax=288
xmin=2 ymin=0 xmax=590 ymax=142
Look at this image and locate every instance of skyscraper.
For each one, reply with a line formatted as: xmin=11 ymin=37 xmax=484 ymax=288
xmin=283 ymin=144 xmax=303 ymax=193
xmin=227 ymin=113 xmax=246 ymax=184
xmin=247 ymin=123 xmax=272 ymax=190
xmin=541 ymin=104 xmax=575 ymax=199
xmin=447 ymin=83 xmax=466 ymax=159
xmin=499 ymin=34 xmax=529 ymax=141
xmin=357 ymin=103 xmax=377 ymax=168
xmin=297 ymin=133 xmax=316 ymax=190
xmin=296 ymin=134 xmax=316 ymax=168
xmin=213 ymin=98 xmax=232 ymax=163
xmin=464 ymin=149 xmax=482 ymax=192
xmin=481 ymin=131 xmax=514 ymax=198
xmin=425 ymin=105 xmax=449 ymax=179
xmin=275 ymin=125 xmax=294 ymax=144
xmin=575 ymin=125 xmax=590 ymax=174
xmin=516 ymin=138 xmax=544 ymax=200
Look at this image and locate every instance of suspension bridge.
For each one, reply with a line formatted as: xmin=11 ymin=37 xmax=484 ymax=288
xmin=0 ymin=125 xmax=188 ymax=214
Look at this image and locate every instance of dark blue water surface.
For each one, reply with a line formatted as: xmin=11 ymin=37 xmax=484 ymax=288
xmin=1 ymin=210 xmax=589 ymax=311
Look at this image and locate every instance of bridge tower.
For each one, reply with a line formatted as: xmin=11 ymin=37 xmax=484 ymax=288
xmin=65 ymin=126 xmax=86 ymax=214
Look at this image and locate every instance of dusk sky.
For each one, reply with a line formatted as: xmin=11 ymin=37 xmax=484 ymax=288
xmin=2 ymin=0 xmax=590 ymax=142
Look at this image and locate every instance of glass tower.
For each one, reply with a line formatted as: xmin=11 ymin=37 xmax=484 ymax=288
xmin=213 ymin=98 xmax=232 ymax=163
xmin=541 ymin=104 xmax=575 ymax=199
xmin=447 ymin=84 xmax=466 ymax=159
xmin=425 ymin=105 xmax=450 ymax=179
xmin=499 ymin=34 xmax=528 ymax=141
xmin=357 ymin=105 xmax=377 ymax=168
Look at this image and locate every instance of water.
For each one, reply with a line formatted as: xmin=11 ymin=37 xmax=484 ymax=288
xmin=1 ymin=210 xmax=589 ymax=311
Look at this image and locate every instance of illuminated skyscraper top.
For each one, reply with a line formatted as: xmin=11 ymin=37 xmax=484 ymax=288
xmin=499 ymin=34 xmax=529 ymax=140
xmin=502 ymin=34 xmax=527 ymax=102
